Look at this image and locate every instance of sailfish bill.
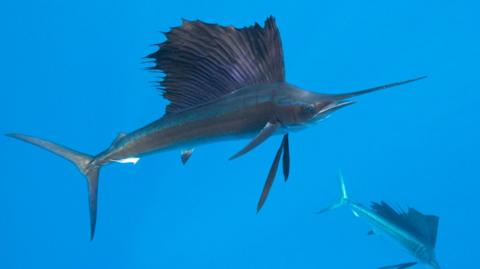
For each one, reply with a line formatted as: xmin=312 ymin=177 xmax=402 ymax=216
xmin=333 ymin=76 xmax=427 ymax=101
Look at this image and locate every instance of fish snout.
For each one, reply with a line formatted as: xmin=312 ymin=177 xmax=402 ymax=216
xmin=313 ymin=99 xmax=356 ymax=120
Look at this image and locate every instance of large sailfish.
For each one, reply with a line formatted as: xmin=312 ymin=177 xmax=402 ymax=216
xmin=318 ymin=173 xmax=441 ymax=269
xmin=7 ymin=16 xmax=426 ymax=239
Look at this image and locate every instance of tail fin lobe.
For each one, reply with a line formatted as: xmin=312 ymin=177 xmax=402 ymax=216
xmin=85 ymin=167 xmax=99 ymax=240
xmin=6 ymin=133 xmax=100 ymax=240
xmin=6 ymin=133 xmax=93 ymax=171
xmin=316 ymin=171 xmax=349 ymax=214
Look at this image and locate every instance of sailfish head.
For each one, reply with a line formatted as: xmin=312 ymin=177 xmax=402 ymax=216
xmin=276 ymin=76 xmax=427 ymax=128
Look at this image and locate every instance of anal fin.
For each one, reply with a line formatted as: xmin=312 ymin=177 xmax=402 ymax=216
xmin=181 ymin=149 xmax=194 ymax=164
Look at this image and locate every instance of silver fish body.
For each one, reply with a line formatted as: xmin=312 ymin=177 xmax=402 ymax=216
xmin=94 ymin=83 xmax=333 ymax=164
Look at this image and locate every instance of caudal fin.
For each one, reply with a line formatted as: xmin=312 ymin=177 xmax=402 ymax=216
xmin=316 ymin=171 xmax=349 ymax=214
xmin=6 ymin=133 xmax=100 ymax=240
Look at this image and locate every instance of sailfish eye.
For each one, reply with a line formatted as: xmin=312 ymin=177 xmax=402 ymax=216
xmin=302 ymin=104 xmax=316 ymax=115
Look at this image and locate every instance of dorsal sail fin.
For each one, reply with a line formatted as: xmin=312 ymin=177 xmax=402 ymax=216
xmin=371 ymin=201 xmax=439 ymax=248
xmin=406 ymin=208 xmax=439 ymax=247
xmin=146 ymin=16 xmax=285 ymax=114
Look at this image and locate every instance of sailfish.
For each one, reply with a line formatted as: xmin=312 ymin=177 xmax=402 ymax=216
xmin=317 ymin=173 xmax=441 ymax=269
xmin=7 ymin=16 xmax=426 ymax=239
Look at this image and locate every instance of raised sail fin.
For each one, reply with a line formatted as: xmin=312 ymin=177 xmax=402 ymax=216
xmin=371 ymin=202 xmax=439 ymax=248
xmin=146 ymin=16 xmax=285 ymax=114
xmin=406 ymin=208 xmax=439 ymax=248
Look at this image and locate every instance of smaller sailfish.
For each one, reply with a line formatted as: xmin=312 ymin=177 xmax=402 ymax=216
xmin=318 ymin=173 xmax=441 ymax=269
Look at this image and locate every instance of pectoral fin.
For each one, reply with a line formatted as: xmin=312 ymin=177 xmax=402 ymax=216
xmin=378 ymin=262 xmax=418 ymax=269
xmin=257 ymin=137 xmax=284 ymax=212
xmin=229 ymin=122 xmax=280 ymax=160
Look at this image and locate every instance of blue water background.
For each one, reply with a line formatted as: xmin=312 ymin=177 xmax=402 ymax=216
xmin=1 ymin=1 xmax=478 ymax=268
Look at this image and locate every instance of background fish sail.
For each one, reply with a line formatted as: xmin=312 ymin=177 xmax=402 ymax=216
xmin=7 ymin=16 xmax=425 ymax=239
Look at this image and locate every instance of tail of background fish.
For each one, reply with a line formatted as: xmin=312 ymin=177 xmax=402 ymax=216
xmin=6 ymin=133 xmax=100 ymax=240
xmin=316 ymin=172 xmax=349 ymax=214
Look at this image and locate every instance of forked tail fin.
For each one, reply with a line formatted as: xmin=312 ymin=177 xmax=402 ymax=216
xmin=316 ymin=171 xmax=349 ymax=214
xmin=6 ymin=133 xmax=100 ymax=240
